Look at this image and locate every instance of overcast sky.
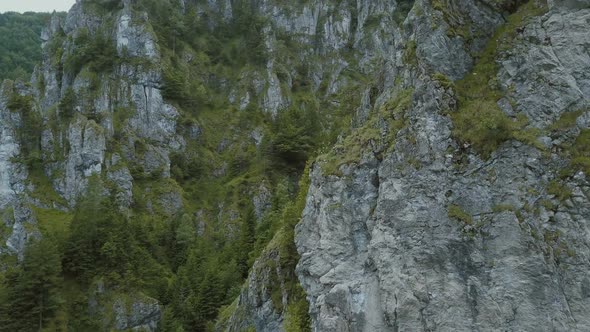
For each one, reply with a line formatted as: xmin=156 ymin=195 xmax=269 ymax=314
xmin=0 ymin=0 xmax=75 ymax=13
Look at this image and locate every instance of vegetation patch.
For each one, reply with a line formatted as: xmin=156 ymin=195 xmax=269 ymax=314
xmin=448 ymin=204 xmax=473 ymax=225
xmin=547 ymin=180 xmax=572 ymax=202
xmin=549 ymin=109 xmax=585 ymax=133
xmin=319 ymin=88 xmax=414 ymax=175
xmin=402 ymin=40 xmax=417 ymax=65
xmin=0 ymin=12 xmax=58 ymax=81
xmin=31 ymin=207 xmax=73 ymax=247
xmin=64 ymin=27 xmax=119 ymax=76
xmin=570 ymin=129 xmax=590 ymax=175
xmin=548 ymin=110 xmax=590 ymax=177
xmin=451 ymin=0 xmax=548 ymax=159
xmin=433 ymin=72 xmax=453 ymax=89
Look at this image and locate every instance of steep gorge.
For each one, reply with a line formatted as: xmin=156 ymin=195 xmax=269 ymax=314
xmin=0 ymin=0 xmax=588 ymax=331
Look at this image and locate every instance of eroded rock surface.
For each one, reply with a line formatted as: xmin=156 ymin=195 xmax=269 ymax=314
xmin=296 ymin=1 xmax=590 ymax=331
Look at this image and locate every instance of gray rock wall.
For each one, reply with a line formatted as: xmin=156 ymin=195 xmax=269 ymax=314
xmin=296 ymin=1 xmax=590 ymax=331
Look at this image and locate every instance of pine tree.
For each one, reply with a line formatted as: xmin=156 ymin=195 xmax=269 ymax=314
xmin=237 ymin=205 xmax=256 ymax=278
xmin=62 ymin=177 xmax=113 ymax=281
xmin=0 ymin=239 xmax=63 ymax=331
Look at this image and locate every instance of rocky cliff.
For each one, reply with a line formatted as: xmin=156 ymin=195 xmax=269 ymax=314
xmin=0 ymin=0 xmax=589 ymax=330
xmin=0 ymin=0 xmax=405 ymax=330
xmin=296 ymin=0 xmax=590 ymax=331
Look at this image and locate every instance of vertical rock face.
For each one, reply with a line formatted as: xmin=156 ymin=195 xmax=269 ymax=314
xmin=2 ymin=0 xmax=589 ymax=330
xmin=1 ymin=1 xmax=180 ymax=329
xmin=296 ymin=1 xmax=590 ymax=331
xmin=31 ymin=0 xmax=187 ymax=209
xmin=221 ymin=247 xmax=288 ymax=332
xmin=0 ymin=84 xmax=38 ymax=260
xmin=112 ymin=295 xmax=162 ymax=331
xmin=0 ymin=89 xmax=25 ymax=208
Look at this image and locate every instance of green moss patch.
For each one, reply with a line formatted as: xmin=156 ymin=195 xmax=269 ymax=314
xmin=319 ymin=88 xmax=414 ymax=175
xmin=448 ymin=204 xmax=473 ymax=225
xmin=451 ymin=0 xmax=548 ymax=158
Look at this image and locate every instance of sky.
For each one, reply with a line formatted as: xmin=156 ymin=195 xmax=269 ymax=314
xmin=0 ymin=0 xmax=75 ymax=13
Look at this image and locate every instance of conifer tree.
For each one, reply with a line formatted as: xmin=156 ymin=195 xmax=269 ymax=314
xmin=0 ymin=239 xmax=62 ymax=331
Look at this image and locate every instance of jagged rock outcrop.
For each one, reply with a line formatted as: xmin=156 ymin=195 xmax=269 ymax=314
xmin=0 ymin=83 xmax=38 ymax=260
xmin=31 ymin=0 xmax=185 ymax=209
xmin=221 ymin=245 xmax=288 ymax=332
xmin=296 ymin=1 xmax=590 ymax=331
xmin=497 ymin=5 xmax=590 ymax=127
xmin=0 ymin=87 xmax=26 ymax=208
xmin=200 ymin=0 xmax=402 ymax=115
xmin=2 ymin=0 xmax=589 ymax=330
xmin=1 ymin=0 xmax=184 ymax=328
xmin=111 ymin=295 xmax=162 ymax=331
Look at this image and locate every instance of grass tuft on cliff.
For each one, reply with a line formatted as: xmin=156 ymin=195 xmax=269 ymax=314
xmin=451 ymin=0 xmax=548 ymax=158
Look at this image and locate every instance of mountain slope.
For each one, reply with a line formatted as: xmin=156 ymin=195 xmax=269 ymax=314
xmin=295 ymin=0 xmax=590 ymax=330
xmin=0 ymin=0 xmax=400 ymax=330
xmin=0 ymin=0 xmax=589 ymax=331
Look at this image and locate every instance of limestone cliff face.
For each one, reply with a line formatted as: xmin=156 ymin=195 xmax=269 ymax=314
xmin=1 ymin=0 xmax=589 ymax=330
xmin=216 ymin=0 xmax=406 ymax=329
xmin=295 ymin=0 xmax=590 ymax=331
xmin=35 ymin=0 xmax=183 ymax=209
xmin=0 ymin=83 xmax=38 ymax=260
xmin=197 ymin=0 xmax=406 ymax=119
xmin=2 ymin=1 xmax=176 ymax=329
xmin=1 ymin=0 xmax=405 ymax=330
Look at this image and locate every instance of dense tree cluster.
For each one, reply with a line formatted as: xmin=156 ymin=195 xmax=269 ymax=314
xmin=0 ymin=12 xmax=55 ymax=81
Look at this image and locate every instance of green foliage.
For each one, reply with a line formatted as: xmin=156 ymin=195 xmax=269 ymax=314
xmin=58 ymin=87 xmax=76 ymax=119
xmin=433 ymin=72 xmax=453 ymax=89
xmin=547 ymin=180 xmax=572 ymax=202
xmin=393 ymin=0 xmax=415 ymax=25
xmin=451 ymin=0 xmax=547 ymax=158
xmin=549 ymin=109 xmax=585 ymax=132
xmin=32 ymin=207 xmax=73 ymax=250
xmin=170 ymin=151 xmax=204 ymax=184
xmin=161 ymin=61 xmax=208 ymax=108
xmin=6 ymin=90 xmax=43 ymax=168
xmin=0 ymin=238 xmax=63 ymax=332
xmin=493 ymin=0 xmax=529 ymax=12
xmin=451 ymin=100 xmax=514 ymax=157
xmin=570 ymin=129 xmax=590 ymax=175
xmin=448 ymin=204 xmax=473 ymax=225
xmin=62 ymin=177 xmax=117 ymax=281
xmin=63 ymin=177 xmax=168 ymax=292
xmin=548 ymin=110 xmax=590 ymax=177
xmin=144 ymin=0 xmax=269 ymax=112
xmin=320 ymin=88 xmax=413 ymax=175
xmin=137 ymin=0 xmax=268 ymax=68
xmin=402 ymin=40 xmax=417 ymax=65
xmin=0 ymin=12 xmax=56 ymax=81
xmin=166 ymin=241 xmax=242 ymax=331
xmin=82 ymin=0 xmax=124 ymax=14
xmin=270 ymin=107 xmax=320 ymax=168
xmin=237 ymin=206 xmax=257 ymax=278
xmin=284 ymin=283 xmax=311 ymax=332
xmin=28 ymin=161 xmax=68 ymax=207
xmin=64 ymin=28 xmax=119 ymax=76
xmin=278 ymin=163 xmax=311 ymax=271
